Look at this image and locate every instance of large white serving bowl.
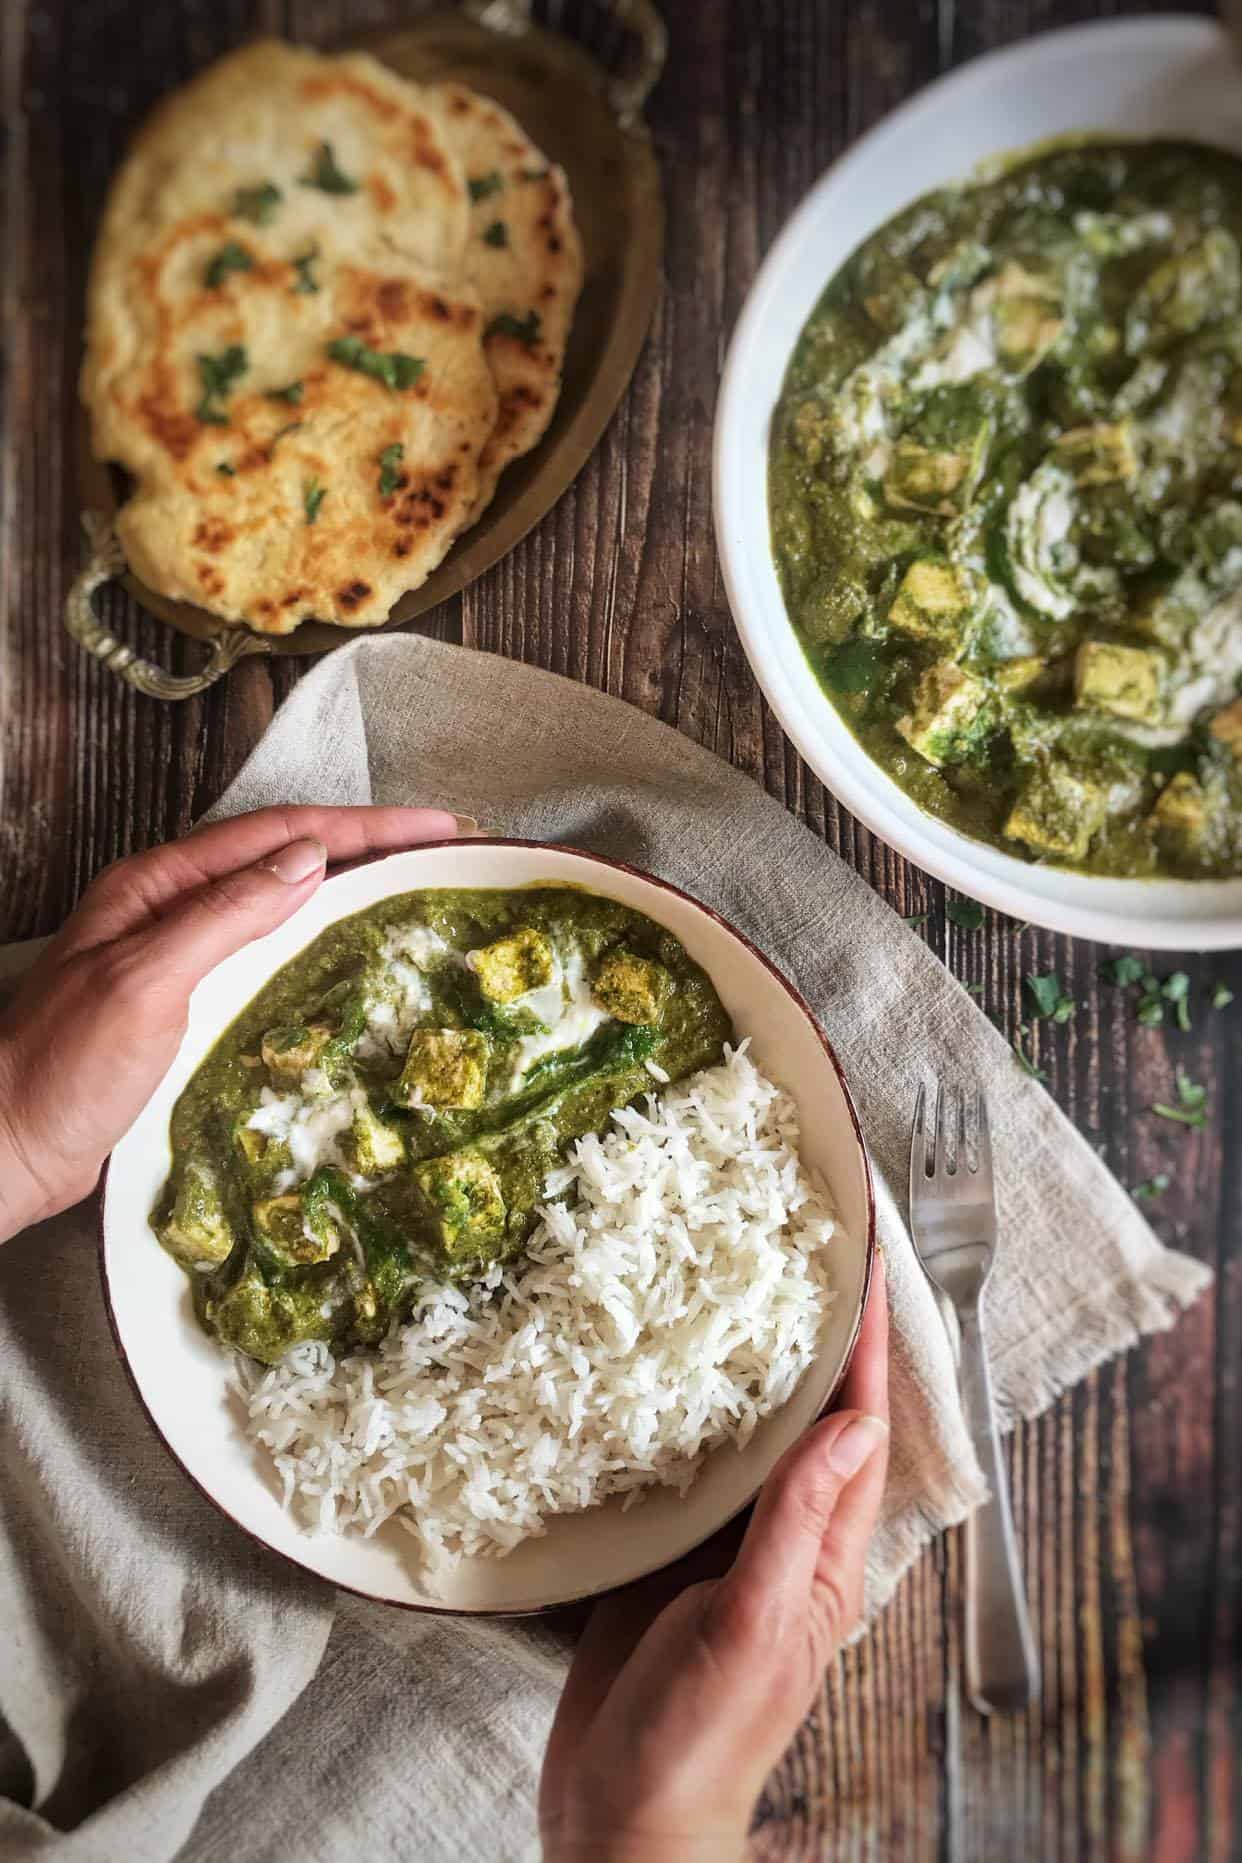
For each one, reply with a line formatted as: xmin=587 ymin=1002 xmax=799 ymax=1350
xmin=101 ymin=841 xmax=875 ymax=1615
xmin=715 ymin=15 xmax=1242 ymax=950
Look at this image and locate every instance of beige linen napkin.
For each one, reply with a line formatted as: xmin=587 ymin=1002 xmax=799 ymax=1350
xmin=0 ymin=635 xmax=1209 ymax=1861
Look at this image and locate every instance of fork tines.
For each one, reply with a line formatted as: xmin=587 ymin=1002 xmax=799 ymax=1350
xmin=912 ymin=1079 xmax=991 ymax=1181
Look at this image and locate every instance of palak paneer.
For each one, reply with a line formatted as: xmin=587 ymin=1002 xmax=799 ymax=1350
xmin=770 ymin=139 xmax=1242 ymax=877
xmin=152 ymin=886 xmax=732 ymax=1363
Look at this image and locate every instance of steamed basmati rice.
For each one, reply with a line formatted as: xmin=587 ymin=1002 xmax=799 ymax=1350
xmin=241 ymin=1043 xmax=837 ymax=1576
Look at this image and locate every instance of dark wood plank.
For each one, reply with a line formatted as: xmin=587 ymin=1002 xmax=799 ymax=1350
xmin=1 ymin=1 xmax=1238 ymax=1858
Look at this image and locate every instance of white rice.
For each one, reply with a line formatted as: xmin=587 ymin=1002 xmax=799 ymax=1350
xmin=240 ymin=1043 xmax=837 ymax=1579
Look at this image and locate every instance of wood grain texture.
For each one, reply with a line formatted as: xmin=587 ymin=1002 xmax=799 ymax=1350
xmin=1 ymin=0 xmax=1238 ymax=1856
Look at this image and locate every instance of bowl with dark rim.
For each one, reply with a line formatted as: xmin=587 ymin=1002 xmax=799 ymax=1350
xmin=101 ymin=840 xmax=875 ymax=1614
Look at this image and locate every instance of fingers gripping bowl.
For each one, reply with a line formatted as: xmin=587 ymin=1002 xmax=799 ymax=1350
xmin=102 ymin=843 xmax=874 ymax=1614
xmin=714 ymin=17 xmax=1242 ymax=947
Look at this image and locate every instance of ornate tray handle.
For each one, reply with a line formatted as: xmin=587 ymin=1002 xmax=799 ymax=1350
xmin=602 ymin=0 xmax=667 ymax=127
xmin=64 ymin=515 xmax=271 ymax=701
xmin=464 ymin=0 xmax=666 ymax=125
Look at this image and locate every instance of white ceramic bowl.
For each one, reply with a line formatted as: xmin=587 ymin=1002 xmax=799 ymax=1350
xmin=715 ymin=15 xmax=1242 ymax=950
xmin=101 ymin=841 xmax=875 ymax=1614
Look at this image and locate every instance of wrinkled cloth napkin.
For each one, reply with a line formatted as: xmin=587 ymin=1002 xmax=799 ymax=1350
xmin=0 ymin=635 xmax=1210 ymax=1862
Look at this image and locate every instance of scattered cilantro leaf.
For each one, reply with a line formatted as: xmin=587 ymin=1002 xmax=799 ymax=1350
xmin=946 ymin=898 xmax=985 ymax=931
xmin=1151 ymin=1068 xmax=1208 ymax=1129
xmin=963 ymin=982 xmax=983 ymax=996
xmin=485 ymin=309 xmax=542 ymax=346
xmin=195 ymin=345 xmax=247 ymax=424
xmin=215 ymin=461 xmax=236 ymax=477
xmin=1161 ymin=970 xmax=1192 ymax=1032
xmin=301 ymin=142 xmax=358 ymax=194
xmin=303 ymin=478 xmax=327 ymax=525
xmin=468 ymin=170 xmax=503 ymax=202
xmin=204 ymin=242 xmax=253 ymax=289
xmin=1136 ymin=993 xmax=1164 ymax=1028
xmin=378 ymin=443 xmax=404 ymax=497
xmin=1025 ymin=972 xmax=1075 ymax=1023
xmin=1132 ymin=1173 xmax=1171 ymax=1202
xmin=233 ymin=181 xmax=282 ymax=224
xmin=902 ymin=913 xmax=927 ymax=927
xmin=1013 ymin=1029 xmax=1047 ymax=1081
xmin=326 ymin=336 xmax=425 ymax=391
xmin=267 ymin=381 xmax=304 ymax=406
xmin=1211 ymin=981 xmax=1234 ymax=1009
xmin=1101 ymin=954 xmax=1197 ymax=1029
xmin=482 ymin=220 xmax=509 ymax=248
xmin=1101 ymin=954 xmax=1146 ymax=987
xmin=290 ymin=247 xmax=320 ymax=294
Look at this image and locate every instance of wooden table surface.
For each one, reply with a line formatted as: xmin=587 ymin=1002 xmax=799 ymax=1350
xmin=3 ymin=1 xmax=1238 ymax=1855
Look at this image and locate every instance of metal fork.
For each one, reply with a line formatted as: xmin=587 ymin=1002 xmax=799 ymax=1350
xmin=909 ymin=1081 xmax=1040 ymax=1714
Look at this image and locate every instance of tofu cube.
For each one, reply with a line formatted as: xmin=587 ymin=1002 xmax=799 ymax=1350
xmin=860 ymin=264 xmax=924 ymax=333
xmin=1004 ymin=764 xmax=1107 ymax=862
xmin=1210 ymin=697 xmax=1242 ymax=759
xmin=593 ymin=951 xmax=671 ymax=1025
xmin=157 ymin=1161 xmax=236 ymax=1269
xmin=1150 ymin=772 xmax=1207 ymax=850
xmin=991 ymin=261 xmax=1064 ymax=374
xmin=233 ymin=1122 xmax=294 ymax=1195
xmin=994 ymin=655 xmax=1047 ymax=694
xmin=994 ymin=259 xmax=1060 ymax=303
xmin=1052 ymin=421 xmax=1138 ymax=487
xmin=887 ymin=559 xmax=981 ymax=652
xmin=883 ymin=441 xmax=974 ymax=515
xmin=1074 ymin=641 xmax=1162 ymax=723
xmin=252 ymin=1192 xmax=341 ymax=1266
xmin=338 ymin=1102 xmax=406 ymax=1176
xmin=1129 ymin=230 xmax=1240 ymax=350
xmin=397 ymin=1029 xmax=489 ymax=1110
xmin=261 ymin=1023 xmax=332 ymax=1079
xmin=994 ymin=296 xmax=1064 ymax=374
xmin=413 ymin=1150 xmax=506 ymax=1261
xmin=468 ymin=928 xmax=556 ymax=1004
xmin=234 ymin=1121 xmax=287 ymax=1168
xmin=896 ymin=662 xmax=989 ymax=767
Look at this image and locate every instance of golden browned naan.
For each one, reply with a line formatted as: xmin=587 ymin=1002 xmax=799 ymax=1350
xmin=102 ymin=258 xmax=496 ymax=631
xmin=82 ymin=42 xmax=581 ymax=632
xmin=423 ymin=83 xmax=584 ymax=522
xmin=83 ymin=42 xmax=496 ymax=632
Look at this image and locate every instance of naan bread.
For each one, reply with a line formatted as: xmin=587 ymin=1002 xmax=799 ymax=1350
xmin=88 ymin=42 xmax=471 ymax=282
xmin=424 ymin=83 xmax=584 ymax=522
xmin=101 ymin=260 xmax=496 ymax=632
xmin=83 ymin=41 xmax=581 ymax=632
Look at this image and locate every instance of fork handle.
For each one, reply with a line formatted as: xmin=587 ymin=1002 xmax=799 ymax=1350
xmin=958 ymin=1303 xmax=1040 ymax=1714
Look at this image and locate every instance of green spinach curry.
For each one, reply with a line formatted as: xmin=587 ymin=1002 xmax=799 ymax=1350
xmin=770 ymin=140 xmax=1242 ymax=876
xmin=153 ymin=887 xmax=731 ymax=1364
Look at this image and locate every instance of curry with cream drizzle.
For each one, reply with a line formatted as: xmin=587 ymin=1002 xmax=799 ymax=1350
xmin=770 ymin=140 xmax=1242 ymax=876
xmin=152 ymin=886 xmax=731 ymax=1363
